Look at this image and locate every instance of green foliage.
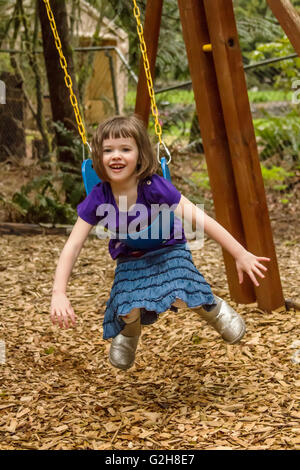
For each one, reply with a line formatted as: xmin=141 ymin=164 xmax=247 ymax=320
xmin=129 ymin=87 xmax=292 ymax=108
xmin=3 ymin=122 xmax=87 ymax=225
xmin=106 ymin=0 xmax=188 ymax=81
xmin=52 ymin=121 xmax=84 ymax=164
xmin=234 ymin=0 xmax=271 ymax=18
xmin=0 ymin=0 xmax=16 ymax=47
xmin=125 ymin=89 xmax=195 ymax=140
xmin=234 ymin=1 xmax=300 ymax=91
xmin=260 ymin=165 xmax=294 ymax=191
xmin=189 ymin=170 xmax=210 ymax=191
xmin=126 ymin=89 xmax=195 ymax=108
xmin=280 ymin=198 xmax=289 ymax=205
xmin=254 ymin=112 xmax=300 ymax=162
xmin=157 ymin=90 xmax=195 ymax=106
xmin=44 ymin=347 xmax=55 ymax=355
xmin=192 ymin=333 xmax=202 ymax=345
xmin=237 ymin=17 xmax=282 ymax=54
xmin=248 ymin=90 xmax=292 ymax=103
xmin=51 ymin=121 xmax=89 ymax=204
xmin=234 ymin=0 xmax=282 ymax=56
xmin=183 ymin=161 xmax=294 ymax=198
xmin=10 ymin=173 xmax=78 ymax=224
xmin=0 ymin=52 xmax=13 ymax=74
xmin=246 ymin=37 xmax=300 ymax=90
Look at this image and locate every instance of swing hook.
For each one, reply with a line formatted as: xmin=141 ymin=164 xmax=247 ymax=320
xmin=82 ymin=141 xmax=92 ymax=162
xmin=156 ymin=141 xmax=172 ymax=165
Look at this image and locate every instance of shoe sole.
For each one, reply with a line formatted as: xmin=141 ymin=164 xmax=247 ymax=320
xmin=109 ymin=354 xmax=134 ymax=371
xmin=109 ymin=332 xmax=140 ymax=370
xmin=225 ymin=322 xmax=246 ymax=345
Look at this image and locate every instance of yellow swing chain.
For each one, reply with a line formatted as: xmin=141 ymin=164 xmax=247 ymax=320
xmin=132 ymin=0 xmax=171 ymax=164
xmin=43 ymin=0 xmax=170 ymax=163
xmin=42 ymin=0 xmax=89 ymax=151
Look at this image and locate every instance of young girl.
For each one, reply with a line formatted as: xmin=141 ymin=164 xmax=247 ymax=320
xmin=50 ymin=115 xmax=270 ymax=371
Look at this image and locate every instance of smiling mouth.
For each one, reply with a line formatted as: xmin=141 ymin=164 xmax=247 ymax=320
xmin=109 ymin=164 xmax=125 ymax=170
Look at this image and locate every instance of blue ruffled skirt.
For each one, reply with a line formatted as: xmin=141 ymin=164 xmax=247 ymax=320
xmin=103 ymin=243 xmax=216 ymax=339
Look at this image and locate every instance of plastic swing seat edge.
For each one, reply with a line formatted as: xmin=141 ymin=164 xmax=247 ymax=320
xmin=81 ymin=159 xmax=101 ymax=195
xmin=82 ymin=156 xmax=171 ymax=195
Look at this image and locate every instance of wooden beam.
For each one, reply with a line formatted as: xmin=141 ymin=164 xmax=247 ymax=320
xmin=178 ymin=0 xmax=255 ymax=304
xmin=0 ymin=223 xmax=70 ymax=236
xmin=267 ymin=0 xmax=300 ymax=56
xmin=203 ymin=0 xmax=285 ymax=311
xmin=134 ymin=0 xmax=163 ymax=126
xmin=0 ymin=223 xmax=99 ymax=237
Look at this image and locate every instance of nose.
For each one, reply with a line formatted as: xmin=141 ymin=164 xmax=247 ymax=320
xmin=111 ymin=150 xmax=122 ymax=160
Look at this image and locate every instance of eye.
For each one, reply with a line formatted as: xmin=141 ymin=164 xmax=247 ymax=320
xmin=103 ymin=148 xmax=111 ymax=153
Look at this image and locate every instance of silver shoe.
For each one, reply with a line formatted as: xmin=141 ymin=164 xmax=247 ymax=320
xmin=109 ymin=333 xmax=140 ymax=370
xmin=199 ymin=296 xmax=246 ymax=344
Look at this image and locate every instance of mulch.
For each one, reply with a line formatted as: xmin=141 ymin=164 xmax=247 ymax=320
xmin=0 ymin=154 xmax=299 ymax=450
xmin=0 ymin=223 xmax=299 ymax=450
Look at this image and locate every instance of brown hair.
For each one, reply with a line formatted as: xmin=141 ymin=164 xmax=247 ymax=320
xmin=91 ymin=114 xmax=158 ymax=182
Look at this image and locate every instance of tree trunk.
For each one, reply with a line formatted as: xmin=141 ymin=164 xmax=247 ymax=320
xmin=38 ymin=0 xmax=80 ymax=164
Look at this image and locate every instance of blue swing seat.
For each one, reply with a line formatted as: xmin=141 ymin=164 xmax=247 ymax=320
xmin=81 ymin=157 xmax=174 ymax=250
xmin=82 ymin=158 xmax=102 ymax=196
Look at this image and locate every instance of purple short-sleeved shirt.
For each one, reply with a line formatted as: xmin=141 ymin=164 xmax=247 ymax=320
xmin=77 ymin=174 xmax=186 ymax=259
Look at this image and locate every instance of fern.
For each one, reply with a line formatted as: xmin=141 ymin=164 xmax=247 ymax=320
xmin=10 ymin=173 xmax=79 ymax=225
xmin=6 ymin=121 xmax=87 ymax=225
xmin=254 ymin=111 xmax=300 ymax=162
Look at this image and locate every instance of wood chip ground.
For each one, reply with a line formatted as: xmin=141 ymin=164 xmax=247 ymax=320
xmin=0 ymin=158 xmax=299 ymax=450
xmin=0 ymin=229 xmax=299 ymax=450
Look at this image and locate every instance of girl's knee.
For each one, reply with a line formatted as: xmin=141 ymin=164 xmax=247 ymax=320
xmin=172 ymin=298 xmax=187 ymax=308
xmin=122 ymin=308 xmax=140 ymax=324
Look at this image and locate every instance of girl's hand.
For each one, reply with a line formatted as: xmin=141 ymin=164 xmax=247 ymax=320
xmin=50 ymin=292 xmax=76 ymax=329
xmin=235 ymin=250 xmax=270 ymax=287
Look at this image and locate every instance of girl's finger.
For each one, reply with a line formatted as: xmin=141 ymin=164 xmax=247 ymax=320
xmin=62 ymin=312 xmax=69 ymax=329
xmin=51 ymin=309 xmax=58 ymax=325
xmin=257 ymin=257 xmax=271 ymax=262
xmin=56 ymin=310 xmax=64 ymax=328
xmin=237 ymin=268 xmax=243 ymax=284
xmin=248 ymin=270 xmax=259 ymax=287
xmin=256 ymin=262 xmax=268 ymax=271
xmin=50 ymin=309 xmax=55 ymax=322
xmin=252 ymin=266 xmax=265 ymax=279
xmin=67 ymin=308 xmax=76 ymax=327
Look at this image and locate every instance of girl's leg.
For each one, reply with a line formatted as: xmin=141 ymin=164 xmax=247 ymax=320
xmin=172 ymin=297 xmax=246 ymax=344
xmin=172 ymin=298 xmax=187 ymax=308
xmin=122 ymin=308 xmax=141 ymax=337
xmin=191 ymin=296 xmax=246 ymax=344
xmin=109 ymin=308 xmax=141 ymax=371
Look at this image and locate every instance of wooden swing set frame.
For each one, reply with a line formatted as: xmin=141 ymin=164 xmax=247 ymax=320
xmin=40 ymin=0 xmax=300 ymax=313
xmin=135 ymin=0 xmax=300 ymax=312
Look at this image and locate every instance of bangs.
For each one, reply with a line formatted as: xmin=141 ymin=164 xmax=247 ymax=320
xmin=101 ymin=117 xmax=138 ymax=141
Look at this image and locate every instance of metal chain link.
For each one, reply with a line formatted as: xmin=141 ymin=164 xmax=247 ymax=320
xmin=132 ymin=0 xmax=163 ymax=146
xmin=42 ymin=0 xmax=88 ymax=147
xmin=43 ymin=0 xmax=169 ymax=163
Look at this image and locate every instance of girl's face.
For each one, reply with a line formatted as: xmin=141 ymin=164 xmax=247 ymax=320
xmin=102 ymin=136 xmax=139 ymax=184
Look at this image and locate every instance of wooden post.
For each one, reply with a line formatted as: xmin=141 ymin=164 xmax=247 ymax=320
xmin=267 ymin=0 xmax=300 ymax=56
xmin=178 ymin=0 xmax=255 ymax=304
xmin=203 ymin=0 xmax=285 ymax=311
xmin=134 ymin=0 xmax=163 ymax=125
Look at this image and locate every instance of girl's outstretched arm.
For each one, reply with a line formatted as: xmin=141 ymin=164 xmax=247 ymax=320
xmin=175 ymin=195 xmax=270 ymax=287
xmin=51 ymin=217 xmax=94 ymax=328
